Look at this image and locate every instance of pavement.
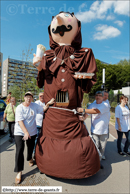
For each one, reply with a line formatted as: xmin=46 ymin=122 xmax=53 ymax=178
xmin=0 ymin=118 xmax=130 ymax=194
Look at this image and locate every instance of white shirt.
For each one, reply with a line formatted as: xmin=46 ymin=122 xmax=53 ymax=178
xmin=88 ymin=101 xmax=110 ymax=135
xmin=14 ymin=102 xmax=43 ymax=136
xmin=35 ymin=100 xmax=45 ymax=127
xmin=104 ymin=99 xmax=111 ymax=121
xmin=115 ymin=105 xmax=130 ymax=132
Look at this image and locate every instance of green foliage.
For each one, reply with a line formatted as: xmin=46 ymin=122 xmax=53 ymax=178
xmin=26 ymin=77 xmax=44 ymax=99
xmin=117 ymin=90 xmax=122 ymax=94
xmin=111 ymin=101 xmax=118 ymax=108
xmin=82 ymin=93 xmax=89 ymax=108
xmin=8 ymin=85 xmax=21 ymax=102
xmin=89 ymin=59 xmax=130 ymax=95
xmin=109 ymin=89 xmax=114 ymax=102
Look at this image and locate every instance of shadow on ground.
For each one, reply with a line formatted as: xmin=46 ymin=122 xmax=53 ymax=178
xmin=0 ymin=138 xmax=15 ymax=153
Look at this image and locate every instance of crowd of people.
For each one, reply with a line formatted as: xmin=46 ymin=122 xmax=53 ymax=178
xmin=3 ymin=90 xmax=130 ymax=184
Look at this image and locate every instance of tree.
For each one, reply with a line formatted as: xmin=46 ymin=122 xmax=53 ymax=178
xmin=8 ymin=44 xmax=38 ymax=101
xmin=8 ymin=84 xmax=21 ymax=102
xmin=82 ymin=93 xmax=89 ymax=108
xmin=109 ymin=89 xmax=114 ymax=102
xmin=89 ymin=59 xmax=130 ymax=95
xmin=26 ymin=77 xmax=44 ymax=99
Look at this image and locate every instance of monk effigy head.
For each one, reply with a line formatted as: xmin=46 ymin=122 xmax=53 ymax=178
xmin=50 ymin=12 xmax=79 ymax=45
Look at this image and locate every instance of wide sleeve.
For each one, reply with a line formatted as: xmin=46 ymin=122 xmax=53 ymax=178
xmin=36 ymin=52 xmax=50 ymax=88
xmin=82 ymin=49 xmax=98 ymax=93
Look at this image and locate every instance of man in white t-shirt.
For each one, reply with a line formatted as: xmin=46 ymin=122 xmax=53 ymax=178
xmin=77 ymin=91 xmax=109 ymax=168
xmin=14 ymin=91 xmax=55 ymax=184
xmin=33 ymin=92 xmax=45 ymax=155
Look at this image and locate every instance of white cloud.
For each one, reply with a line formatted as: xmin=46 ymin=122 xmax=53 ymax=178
xmin=76 ymin=10 xmax=96 ymax=23
xmin=76 ymin=0 xmax=130 ymax=23
xmin=95 ymin=1 xmax=113 ymax=19
xmin=114 ymin=20 xmax=125 ymax=27
xmin=106 ymin=15 xmax=115 ymax=20
xmin=114 ymin=1 xmax=130 ymax=16
xmin=93 ymin=24 xmax=121 ymax=40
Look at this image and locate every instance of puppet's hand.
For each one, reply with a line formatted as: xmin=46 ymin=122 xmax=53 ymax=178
xmin=33 ymin=54 xmax=42 ymax=71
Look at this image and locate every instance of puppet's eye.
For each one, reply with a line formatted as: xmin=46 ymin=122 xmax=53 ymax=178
xmin=64 ymin=13 xmax=69 ymax=17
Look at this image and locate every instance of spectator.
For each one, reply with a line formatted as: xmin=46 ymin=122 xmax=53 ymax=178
xmin=3 ymin=97 xmax=16 ymax=143
xmin=14 ymin=91 xmax=54 ymax=184
xmin=102 ymin=91 xmax=111 ymax=160
xmin=6 ymin=92 xmax=12 ymax=105
xmin=33 ymin=92 xmax=45 ymax=157
xmin=115 ymin=95 xmax=130 ymax=156
xmin=77 ymin=91 xmax=109 ymax=167
xmin=103 ymin=91 xmax=110 ymax=108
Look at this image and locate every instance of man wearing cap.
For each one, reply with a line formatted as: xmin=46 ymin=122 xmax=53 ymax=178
xmin=77 ymin=91 xmax=109 ymax=168
xmin=14 ymin=91 xmax=54 ymax=184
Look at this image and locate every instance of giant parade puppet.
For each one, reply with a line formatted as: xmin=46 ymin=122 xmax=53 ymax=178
xmin=33 ymin=12 xmax=100 ymax=179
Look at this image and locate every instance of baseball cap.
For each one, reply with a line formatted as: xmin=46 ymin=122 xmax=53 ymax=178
xmin=95 ymin=91 xmax=103 ymax=96
xmin=24 ymin=91 xmax=33 ymax=97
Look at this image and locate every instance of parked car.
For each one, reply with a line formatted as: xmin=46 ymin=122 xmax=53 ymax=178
xmin=0 ymin=99 xmax=7 ymax=135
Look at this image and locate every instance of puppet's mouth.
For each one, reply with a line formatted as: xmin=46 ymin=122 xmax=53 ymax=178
xmin=52 ymin=25 xmax=72 ymax=37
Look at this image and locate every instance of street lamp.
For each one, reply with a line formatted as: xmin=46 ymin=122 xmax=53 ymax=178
xmin=101 ymin=68 xmax=105 ymax=91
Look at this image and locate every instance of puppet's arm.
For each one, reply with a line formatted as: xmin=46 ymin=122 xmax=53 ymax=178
xmin=73 ymin=49 xmax=97 ymax=93
xmin=33 ymin=54 xmax=45 ymax=88
xmin=33 ymin=53 xmax=44 ymax=88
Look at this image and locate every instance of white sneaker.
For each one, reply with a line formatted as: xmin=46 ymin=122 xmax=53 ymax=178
xmin=102 ymin=155 xmax=106 ymax=160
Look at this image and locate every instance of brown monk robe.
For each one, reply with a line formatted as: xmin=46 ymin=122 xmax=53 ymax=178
xmin=35 ymin=12 xmax=100 ymax=179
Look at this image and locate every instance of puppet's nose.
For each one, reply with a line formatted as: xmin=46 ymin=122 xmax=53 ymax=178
xmin=56 ymin=15 xmax=63 ymax=25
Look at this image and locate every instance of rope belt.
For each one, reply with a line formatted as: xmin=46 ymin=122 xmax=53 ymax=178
xmin=49 ymin=106 xmax=78 ymax=114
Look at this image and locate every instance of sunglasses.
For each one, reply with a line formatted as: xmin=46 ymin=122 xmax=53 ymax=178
xmin=40 ymin=95 xmax=44 ymax=97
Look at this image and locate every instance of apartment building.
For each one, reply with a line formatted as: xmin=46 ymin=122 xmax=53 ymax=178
xmin=2 ymin=58 xmax=38 ymax=97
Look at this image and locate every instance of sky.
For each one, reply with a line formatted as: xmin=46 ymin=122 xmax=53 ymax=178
xmin=1 ymin=0 xmax=130 ymax=65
